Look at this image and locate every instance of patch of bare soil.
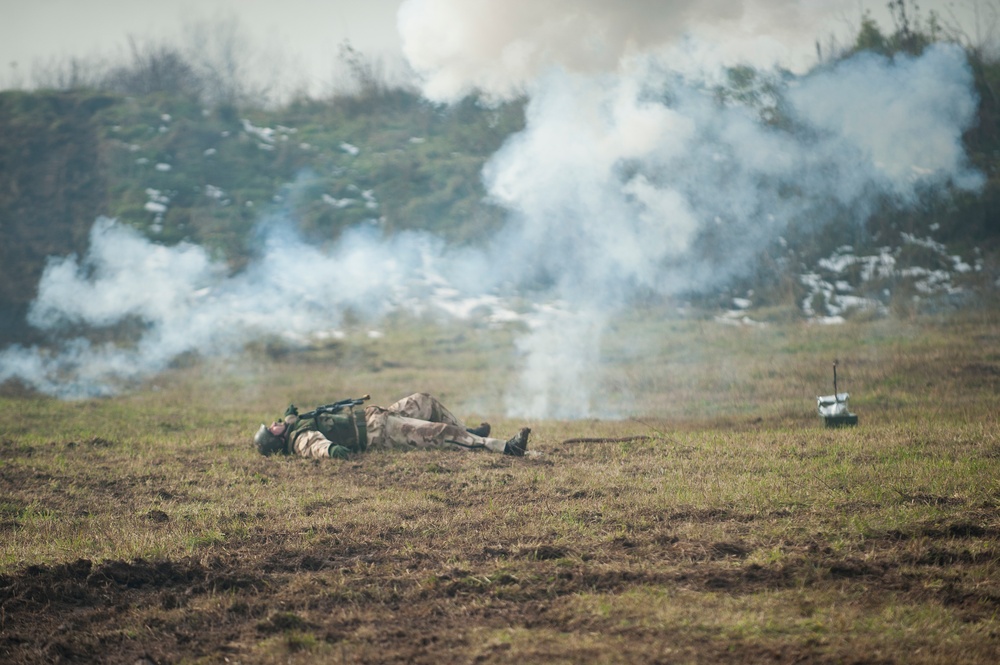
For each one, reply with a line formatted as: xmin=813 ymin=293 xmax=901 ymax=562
xmin=3 ymin=509 xmax=999 ymax=664
xmin=0 ymin=556 xmax=267 ymax=663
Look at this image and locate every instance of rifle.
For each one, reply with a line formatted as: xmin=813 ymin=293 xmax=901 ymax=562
xmin=289 ymin=395 xmax=372 ymax=420
xmin=296 ymin=394 xmax=370 ymax=420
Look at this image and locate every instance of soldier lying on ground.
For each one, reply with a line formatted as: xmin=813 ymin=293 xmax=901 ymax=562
xmin=253 ymin=392 xmax=531 ymax=459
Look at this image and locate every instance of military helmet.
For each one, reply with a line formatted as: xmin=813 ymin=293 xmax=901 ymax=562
xmin=254 ymin=423 xmax=287 ymax=456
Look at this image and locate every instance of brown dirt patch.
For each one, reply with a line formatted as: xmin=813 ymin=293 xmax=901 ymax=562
xmin=3 ymin=516 xmax=998 ymax=664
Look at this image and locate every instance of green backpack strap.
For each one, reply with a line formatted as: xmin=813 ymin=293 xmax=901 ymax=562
xmin=354 ymin=408 xmax=367 ymax=453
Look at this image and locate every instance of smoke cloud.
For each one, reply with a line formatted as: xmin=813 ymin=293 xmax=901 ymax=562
xmin=0 ymin=2 xmax=984 ymax=419
xmin=398 ymin=0 xmax=849 ymax=103
xmin=0 ymin=216 xmax=495 ymax=399
xmin=472 ymin=42 xmax=981 ymax=417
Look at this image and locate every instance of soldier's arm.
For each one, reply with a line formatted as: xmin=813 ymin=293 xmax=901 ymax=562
xmin=291 ymin=429 xmax=343 ymax=459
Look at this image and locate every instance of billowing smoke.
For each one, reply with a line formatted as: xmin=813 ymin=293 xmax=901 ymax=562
xmin=0 ymin=216 xmax=495 ymax=399
xmin=472 ymin=43 xmax=982 ymax=417
xmin=0 ymin=2 xmax=984 ymax=418
xmin=398 ymin=0 xmax=982 ymax=418
xmin=397 ymin=0 xmax=845 ymax=103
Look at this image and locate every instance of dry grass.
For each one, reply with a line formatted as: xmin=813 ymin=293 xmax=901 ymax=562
xmin=1 ymin=309 xmax=999 ymax=663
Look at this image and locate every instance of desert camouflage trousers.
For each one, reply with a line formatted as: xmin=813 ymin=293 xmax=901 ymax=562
xmin=364 ymin=393 xmax=508 ymax=454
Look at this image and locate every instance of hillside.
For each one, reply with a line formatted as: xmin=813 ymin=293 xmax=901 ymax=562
xmin=2 ymin=11 xmax=1000 ymax=358
xmin=0 ymin=92 xmax=113 ymax=340
xmin=0 ymin=88 xmax=524 ymax=344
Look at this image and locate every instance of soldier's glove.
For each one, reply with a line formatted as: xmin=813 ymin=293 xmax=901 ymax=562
xmin=328 ymin=445 xmax=351 ymax=460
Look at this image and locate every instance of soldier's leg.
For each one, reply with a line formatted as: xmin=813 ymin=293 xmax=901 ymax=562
xmin=384 ymin=393 xmax=465 ymax=426
xmin=380 ymin=413 xmax=516 ymax=454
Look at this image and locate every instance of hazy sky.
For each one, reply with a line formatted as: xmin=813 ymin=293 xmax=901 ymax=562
xmin=0 ymin=0 xmax=407 ymax=92
xmin=0 ymin=1 xmax=985 ymax=96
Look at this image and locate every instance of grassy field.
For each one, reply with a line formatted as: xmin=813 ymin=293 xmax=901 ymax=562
xmin=1 ymin=308 xmax=999 ymax=664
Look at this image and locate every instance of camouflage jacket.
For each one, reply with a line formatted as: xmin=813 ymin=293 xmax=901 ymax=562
xmin=287 ymin=407 xmax=368 ymax=459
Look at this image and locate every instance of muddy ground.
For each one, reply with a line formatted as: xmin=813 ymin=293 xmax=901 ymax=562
xmin=3 ymin=480 xmax=999 ymax=664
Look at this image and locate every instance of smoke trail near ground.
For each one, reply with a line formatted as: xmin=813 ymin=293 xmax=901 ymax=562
xmin=0 ymin=2 xmax=984 ymax=418
xmin=0 ymin=216 xmax=487 ymax=398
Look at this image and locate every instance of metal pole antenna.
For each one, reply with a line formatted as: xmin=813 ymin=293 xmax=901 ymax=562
xmin=833 ymin=360 xmax=839 ymax=403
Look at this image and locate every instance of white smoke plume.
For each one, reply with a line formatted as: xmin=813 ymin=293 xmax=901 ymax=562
xmin=0 ymin=2 xmax=985 ymax=419
xmin=398 ymin=0 xmax=849 ymax=103
xmin=472 ymin=42 xmax=981 ymax=417
xmin=398 ymin=0 xmax=982 ymax=418
xmin=0 ymin=216 xmax=483 ymax=399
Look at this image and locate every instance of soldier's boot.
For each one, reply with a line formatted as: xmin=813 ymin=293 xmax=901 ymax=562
xmin=467 ymin=422 xmax=491 ymax=437
xmin=503 ymin=428 xmax=531 ymax=457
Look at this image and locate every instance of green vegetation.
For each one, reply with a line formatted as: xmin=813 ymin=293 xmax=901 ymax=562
xmin=2 ymin=3 xmax=1000 ymax=342
xmin=0 ymin=86 xmax=523 ymax=342
xmin=0 ymin=311 xmax=997 ymax=662
xmin=2 ymin=86 xmax=523 ymax=264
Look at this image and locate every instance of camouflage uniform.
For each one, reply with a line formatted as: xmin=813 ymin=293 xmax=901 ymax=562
xmin=288 ymin=393 xmax=511 ymax=458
